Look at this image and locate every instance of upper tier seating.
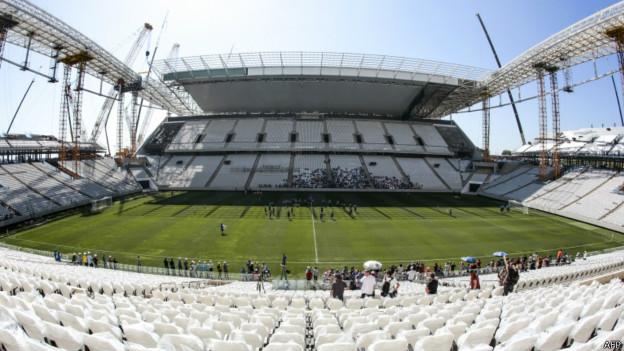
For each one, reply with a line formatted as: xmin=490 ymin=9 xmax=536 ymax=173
xmin=166 ymin=121 xmax=209 ymax=151
xmin=195 ymin=119 xmax=236 ymax=150
xmin=384 ymin=123 xmax=424 ymax=152
xmin=229 ymin=118 xmax=264 ymax=150
xmin=295 ymin=121 xmax=324 ymax=150
xmin=356 ymin=121 xmax=392 ymax=152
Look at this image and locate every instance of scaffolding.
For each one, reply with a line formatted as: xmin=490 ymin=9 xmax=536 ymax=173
xmin=606 ymin=26 xmax=624 ymax=127
xmin=58 ymin=64 xmax=71 ymax=168
xmin=547 ymin=67 xmax=561 ymax=179
xmin=535 ymin=64 xmax=549 ymax=182
xmin=117 ymin=79 xmax=125 ymax=154
xmin=58 ymin=51 xmax=93 ymax=173
xmin=481 ymin=91 xmax=491 ymax=161
xmin=0 ymin=13 xmax=18 ymax=71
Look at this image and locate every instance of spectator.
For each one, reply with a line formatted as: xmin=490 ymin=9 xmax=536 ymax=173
xmin=359 ymin=270 xmax=376 ymax=298
xmin=469 ymin=269 xmax=480 ymax=290
xmin=501 ymin=256 xmax=519 ymax=296
xmin=280 ymin=263 xmax=288 ymax=280
xmin=381 ymin=271 xmax=400 ymax=298
xmin=137 ymin=256 xmax=142 ymax=273
xmin=330 ymin=274 xmax=348 ymax=301
xmin=164 ymin=257 xmax=169 ymax=275
xmin=306 ymin=266 xmax=313 ymax=287
xmin=425 ymin=273 xmax=438 ymax=294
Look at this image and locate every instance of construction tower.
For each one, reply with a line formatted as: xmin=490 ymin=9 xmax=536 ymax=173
xmin=546 ymin=66 xmax=561 ymax=179
xmin=534 ymin=64 xmax=549 ymax=182
xmin=606 ymin=26 xmax=624 ymax=116
xmin=58 ymin=51 xmax=94 ymax=175
xmin=481 ymin=91 xmax=491 ymax=161
xmin=0 ymin=13 xmax=18 ymax=71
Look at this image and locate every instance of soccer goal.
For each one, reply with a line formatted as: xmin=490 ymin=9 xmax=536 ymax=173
xmin=508 ymin=200 xmax=529 ymax=215
xmin=91 ymin=196 xmax=112 ymax=212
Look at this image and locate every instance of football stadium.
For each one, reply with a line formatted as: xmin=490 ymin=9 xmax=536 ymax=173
xmin=1 ymin=1 xmax=624 ymax=350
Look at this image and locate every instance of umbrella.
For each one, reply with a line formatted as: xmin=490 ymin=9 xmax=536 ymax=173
xmin=461 ymin=256 xmax=477 ymax=263
xmin=493 ymin=251 xmax=508 ymax=257
xmin=363 ymin=260 xmax=382 ymax=270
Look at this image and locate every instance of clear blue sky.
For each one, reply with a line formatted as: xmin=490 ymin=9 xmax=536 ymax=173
xmin=1 ymin=0 xmax=622 ymax=154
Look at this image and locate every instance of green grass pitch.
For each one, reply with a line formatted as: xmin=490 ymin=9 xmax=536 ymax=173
xmin=3 ymin=191 xmax=622 ymax=278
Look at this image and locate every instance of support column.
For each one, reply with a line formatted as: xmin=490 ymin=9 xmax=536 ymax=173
xmin=535 ymin=65 xmax=549 ymax=182
xmin=72 ymin=59 xmax=87 ymax=174
xmin=117 ymin=79 xmax=125 ymax=155
xmin=58 ymin=64 xmax=71 ymax=168
xmin=130 ymin=91 xmax=139 ymax=155
xmin=481 ymin=91 xmax=491 ymax=161
xmin=0 ymin=14 xmax=19 ymax=72
xmin=547 ymin=67 xmax=561 ymax=179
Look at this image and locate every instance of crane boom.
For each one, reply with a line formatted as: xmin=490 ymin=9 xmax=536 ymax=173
xmin=89 ymin=23 xmax=153 ymax=144
xmin=476 ymin=13 xmax=526 ymax=145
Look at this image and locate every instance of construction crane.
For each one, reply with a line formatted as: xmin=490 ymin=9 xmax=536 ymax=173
xmin=136 ymin=102 xmax=154 ymax=147
xmin=476 ymin=13 xmax=527 ymax=146
xmin=88 ymin=23 xmax=153 ymax=145
xmin=127 ymin=17 xmax=169 ymax=158
xmin=133 ymin=43 xmax=178 ymax=153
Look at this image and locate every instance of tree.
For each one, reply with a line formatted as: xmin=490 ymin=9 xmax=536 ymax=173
xmin=501 ymin=150 xmax=512 ymax=156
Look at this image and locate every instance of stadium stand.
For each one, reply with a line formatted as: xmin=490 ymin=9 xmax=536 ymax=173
xmin=0 ymin=165 xmax=58 ymax=216
xmin=327 ymin=120 xmax=359 ymax=151
xmin=426 ymin=158 xmax=462 ymax=190
xmin=229 ymin=118 xmax=264 ymax=150
xmin=155 ymin=155 xmax=194 ymax=187
xmin=522 ymin=168 xmax=624 ymax=230
xmin=166 ymin=120 xmax=209 ymax=151
xmin=396 ymin=158 xmax=447 ymax=190
xmin=611 ymin=137 xmax=624 ymax=156
xmin=1 ymin=163 xmax=89 ymax=207
xmin=384 ymin=122 xmax=424 ymax=152
xmin=295 ymin=121 xmax=324 ymax=150
xmin=412 ymin=124 xmax=451 ymax=155
xmin=77 ymin=159 xmax=140 ymax=194
xmin=356 ymin=121 xmax=392 ymax=151
xmin=30 ymin=162 xmax=112 ymax=200
xmin=328 ymin=155 xmax=370 ymax=189
xmin=1 ymin=246 xmax=623 ymax=351
xmin=262 ymin=120 xmax=294 ymax=150
xmin=249 ymin=154 xmax=290 ymax=189
xmin=209 ymin=154 xmax=257 ymax=190
xmin=363 ymin=156 xmax=410 ymax=189
xmin=170 ymin=156 xmax=224 ymax=189
xmin=195 ymin=119 xmax=236 ymax=150
xmin=478 ymin=165 xmax=544 ymax=201
xmin=291 ymin=155 xmax=330 ymax=188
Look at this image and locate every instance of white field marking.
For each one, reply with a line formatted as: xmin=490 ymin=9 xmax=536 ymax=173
xmin=311 ymin=207 xmax=319 ymax=263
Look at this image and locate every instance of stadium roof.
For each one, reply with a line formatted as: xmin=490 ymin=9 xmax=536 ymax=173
xmin=152 ymin=52 xmax=493 ymax=119
xmin=0 ymin=0 xmax=200 ymax=116
xmin=480 ymin=0 xmax=624 ymax=97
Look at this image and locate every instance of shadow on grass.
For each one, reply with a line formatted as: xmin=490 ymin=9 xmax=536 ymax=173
xmin=145 ymin=191 xmax=506 ymax=209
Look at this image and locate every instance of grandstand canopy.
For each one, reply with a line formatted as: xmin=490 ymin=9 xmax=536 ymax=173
xmin=153 ymin=52 xmax=492 ymax=119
